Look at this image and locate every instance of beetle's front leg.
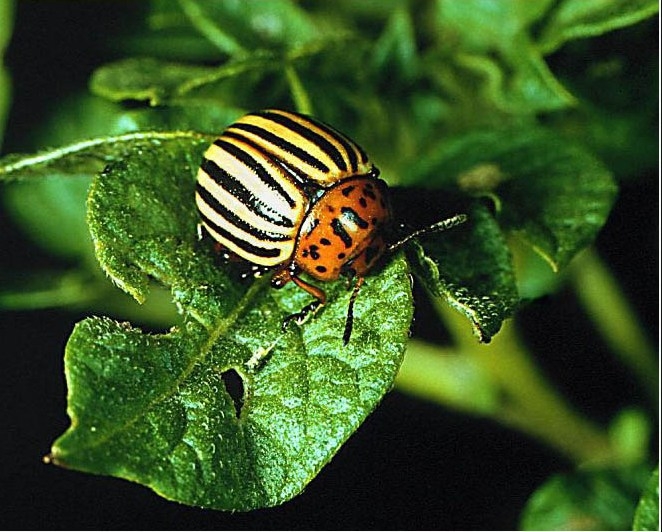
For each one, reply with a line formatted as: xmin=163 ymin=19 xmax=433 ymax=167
xmin=272 ymin=267 xmax=327 ymax=332
xmin=281 ymin=299 xmax=323 ymax=331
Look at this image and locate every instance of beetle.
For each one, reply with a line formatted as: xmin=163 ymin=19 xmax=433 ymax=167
xmin=195 ymin=109 xmax=466 ymax=344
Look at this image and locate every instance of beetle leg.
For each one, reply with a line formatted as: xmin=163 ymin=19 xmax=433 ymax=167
xmin=291 ymin=275 xmax=328 ymax=305
xmin=279 ymin=273 xmax=327 ymax=332
xmin=271 ymin=267 xmax=292 ymax=289
xmin=341 ymin=265 xmax=357 ymax=290
xmin=343 ymin=276 xmax=364 ymax=345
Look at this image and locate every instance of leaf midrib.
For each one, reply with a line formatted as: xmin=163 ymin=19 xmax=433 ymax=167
xmin=0 ymin=131 xmax=213 ymax=181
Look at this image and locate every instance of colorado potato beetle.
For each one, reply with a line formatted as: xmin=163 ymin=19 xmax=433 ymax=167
xmin=195 ymin=109 xmax=466 ymax=344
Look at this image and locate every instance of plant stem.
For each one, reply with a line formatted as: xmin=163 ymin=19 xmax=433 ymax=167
xmin=0 ymin=271 xmax=97 ymax=309
xmin=177 ymin=0 xmax=247 ymax=56
xmin=569 ymin=248 xmax=658 ymax=406
xmin=285 ymin=65 xmax=312 ymax=116
xmin=396 ymin=339 xmax=497 ymax=415
xmin=397 ymin=302 xmax=621 ymax=466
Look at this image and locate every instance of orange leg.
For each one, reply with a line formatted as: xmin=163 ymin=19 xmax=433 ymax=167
xmin=291 ymin=275 xmax=327 ymax=305
xmin=274 ymin=269 xmax=327 ymax=332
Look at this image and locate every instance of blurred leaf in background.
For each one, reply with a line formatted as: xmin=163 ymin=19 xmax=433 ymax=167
xmin=0 ymin=0 xmax=12 ymax=148
xmin=520 ymin=466 xmax=654 ymax=530
xmin=633 ymin=466 xmax=660 ymax=531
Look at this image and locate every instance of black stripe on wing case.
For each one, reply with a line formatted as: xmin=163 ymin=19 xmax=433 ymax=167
xmin=255 ymin=110 xmax=349 ymax=172
xmin=199 ymin=157 xmax=293 ymax=228
xmin=199 ymin=211 xmax=283 ymax=259
xmin=229 ymin=122 xmax=330 ymax=174
xmin=213 ymin=137 xmax=298 ymax=209
xmin=196 ymin=183 xmax=292 ymax=242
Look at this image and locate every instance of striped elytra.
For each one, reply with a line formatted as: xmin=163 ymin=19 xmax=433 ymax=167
xmin=196 ymin=109 xmax=467 ymax=345
xmin=196 ymin=110 xmax=375 ymax=268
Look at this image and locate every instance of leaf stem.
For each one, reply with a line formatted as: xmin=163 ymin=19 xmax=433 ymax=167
xmin=444 ymin=304 xmax=620 ymax=465
xmin=0 ymin=271 xmax=97 ymax=309
xmin=396 ymin=339 xmax=497 ymax=415
xmin=285 ymin=64 xmax=313 ymax=116
xmin=568 ymin=248 xmax=658 ymax=406
xmin=398 ymin=302 xmax=621 ymax=466
xmin=177 ymin=0 xmax=247 ymax=56
xmin=0 ymin=130 xmax=212 ymax=180
xmin=0 ymin=269 xmax=182 ymax=327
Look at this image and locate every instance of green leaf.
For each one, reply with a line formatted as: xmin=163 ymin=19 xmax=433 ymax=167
xmin=89 ymin=44 xmax=344 ymax=109
xmin=86 ymin=135 xmax=229 ymax=316
xmin=371 ymin=7 xmax=418 ymax=81
xmin=31 ymin=92 xmax=243 ymax=144
xmin=177 ymin=0 xmax=321 ymax=54
xmin=89 ymin=56 xmax=276 ymax=106
xmin=608 ymin=408 xmax=651 ymax=466
xmin=539 ymin=0 xmax=659 ymax=54
xmin=0 ymin=130 xmax=210 ymax=182
xmin=0 ymin=0 xmax=13 ymax=148
xmin=451 ymin=47 xmax=575 ymax=117
xmin=89 ymin=57 xmax=218 ymax=105
xmin=50 ymin=133 xmax=414 ymax=509
xmin=503 ymin=40 xmax=577 ymax=112
xmin=434 ymin=0 xmax=575 ymax=114
xmin=410 ymin=128 xmax=617 ymax=271
xmin=435 ymin=0 xmax=554 ymax=52
xmin=406 ymin=201 xmax=519 ymax=342
xmin=120 ymin=101 xmax=245 ymax=136
xmin=633 ymin=467 xmax=660 ymax=531
xmin=520 ymin=466 xmax=652 ymax=530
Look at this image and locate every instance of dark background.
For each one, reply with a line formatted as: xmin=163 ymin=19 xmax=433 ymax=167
xmin=0 ymin=2 xmax=657 ymax=529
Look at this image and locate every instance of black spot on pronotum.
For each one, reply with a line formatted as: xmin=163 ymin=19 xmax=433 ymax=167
xmin=341 ymin=207 xmax=369 ymax=229
xmin=359 ymin=197 xmax=368 ymax=208
xmin=362 ymin=186 xmax=377 ymax=200
xmin=341 ymin=185 xmax=355 ymax=197
xmin=331 ymin=218 xmax=353 ymax=248
xmin=221 ymin=368 xmax=244 ymax=418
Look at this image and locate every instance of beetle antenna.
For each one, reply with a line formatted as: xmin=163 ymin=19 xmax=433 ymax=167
xmin=387 ymin=213 xmax=468 ymax=253
xmin=343 ymin=277 xmax=364 ymax=345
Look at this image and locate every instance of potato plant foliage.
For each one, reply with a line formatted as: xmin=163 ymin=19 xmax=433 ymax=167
xmin=0 ymin=0 xmax=656 ymax=518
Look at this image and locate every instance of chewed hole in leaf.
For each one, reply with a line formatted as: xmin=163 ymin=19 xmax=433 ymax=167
xmin=221 ymin=368 xmax=245 ymax=418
